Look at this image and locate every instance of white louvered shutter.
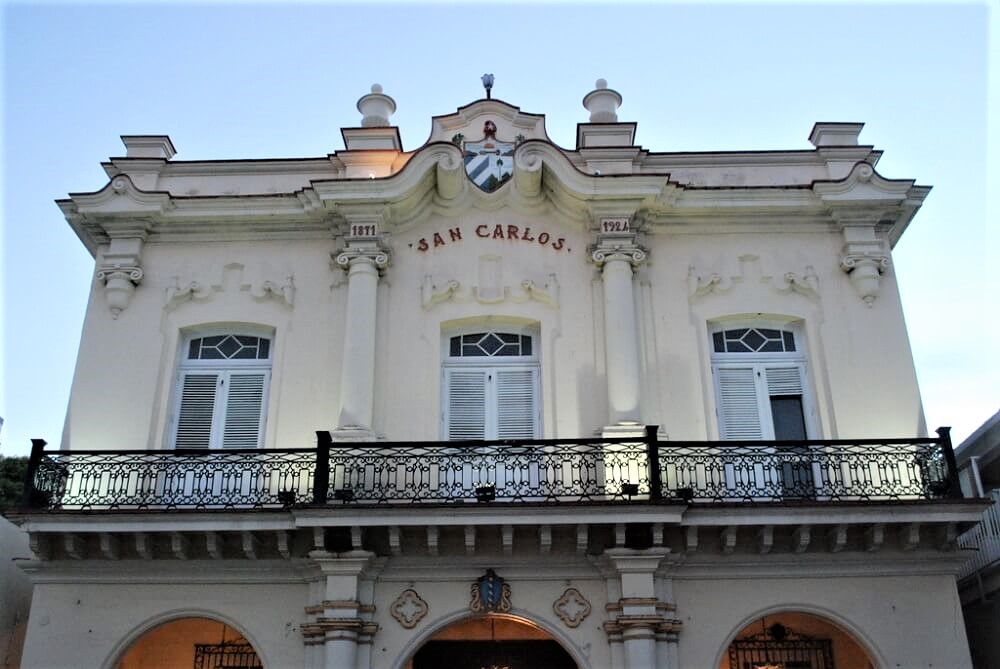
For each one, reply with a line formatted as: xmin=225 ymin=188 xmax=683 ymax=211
xmin=715 ymin=365 xmax=764 ymax=440
xmin=445 ymin=369 xmax=488 ymax=440
xmin=495 ymin=368 xmax=539 ymax=439
xmin=175 ymin=372 xmax=220 ymax=448
xmin=764 ymin=365 xmax=805 ymax=398
xmin=221 ymin=371 xmax=269 ymax=448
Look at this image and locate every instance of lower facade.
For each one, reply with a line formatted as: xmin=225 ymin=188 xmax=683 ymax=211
xmin=18 ymin=542 xmax=974 ymax=669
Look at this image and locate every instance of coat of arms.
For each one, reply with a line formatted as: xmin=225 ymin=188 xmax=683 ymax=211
xmin=463 ymin=120 xmax=515 ymax=193
xmin=470 ymin=568 xmax=512 ymax=613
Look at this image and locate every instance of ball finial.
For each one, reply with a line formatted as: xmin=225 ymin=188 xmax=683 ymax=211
xmin=595 ymin=78 xmax=607 ymax=89
xmin=371 ymin=83 xmax=383 ymax=94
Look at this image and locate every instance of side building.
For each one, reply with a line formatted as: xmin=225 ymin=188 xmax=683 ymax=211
xmin=10 ymin=81 xmax=987 ymax=669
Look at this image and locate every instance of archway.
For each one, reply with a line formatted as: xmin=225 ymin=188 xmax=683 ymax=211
xmin=719 ymin=611 xmax=876 ymax=669
xmin=115 ymin=616 xmax=263 ymax=669
xmin=405 ymin=614 xmax=578 ymax=669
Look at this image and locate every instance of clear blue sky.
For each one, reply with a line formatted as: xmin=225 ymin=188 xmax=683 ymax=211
xmin=1 ymin=1 xmax=996 ymax=456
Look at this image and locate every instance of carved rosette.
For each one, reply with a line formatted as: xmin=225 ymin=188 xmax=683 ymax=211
xmin=390 ymin=589 xmax=428 ymax=629
xmin=553 ymin=587 xmax=592 ymax=628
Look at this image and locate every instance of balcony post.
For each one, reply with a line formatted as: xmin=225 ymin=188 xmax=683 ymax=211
xmin=937 ymin=426 xmax=962 ymax=499
xmin=645 ymin=425 xmax=662 ymax=501
xmin=20 ymin=439 xmax=47 ymax=509
xmin=314 ymin=431 xmax=332 ymax=505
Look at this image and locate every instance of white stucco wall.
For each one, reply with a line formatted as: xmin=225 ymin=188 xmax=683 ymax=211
xmin=61 ymin=211 xmax=924 ymax=452
xmin=20 ymin=576 xmax=308 ymax=669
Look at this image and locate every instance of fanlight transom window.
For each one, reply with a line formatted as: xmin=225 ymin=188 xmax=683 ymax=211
xmin=449 ymin=332 xmax=532 ymax=358
xmin=188 ymin=334 xmax=270 ymax=361
xmin=713 ymin=327 xmax=796 ymax=354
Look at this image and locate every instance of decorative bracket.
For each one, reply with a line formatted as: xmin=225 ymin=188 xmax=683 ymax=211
xmin=840 ymin=243 xmax=890 ymax=307
xmin=95 ymin=237 xmax=145 ymax=319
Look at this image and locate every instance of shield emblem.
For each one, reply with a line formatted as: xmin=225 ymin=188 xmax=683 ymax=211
xmin=464 ymin=121 xmax=515 ymax=193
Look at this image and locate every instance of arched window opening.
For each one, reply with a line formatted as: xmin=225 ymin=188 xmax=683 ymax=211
xmin=116 ymin=617 xmax=262 ymax=669
xmin=442 ymin=328 xmax=540 ymax=441
xmin=171 ymin=330 xmax=273 ymax=449
xmin=721 ymin=612 xmax=875 ymax=669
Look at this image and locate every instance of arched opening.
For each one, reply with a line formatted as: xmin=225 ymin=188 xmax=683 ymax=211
xmin=406 ymin=614 xmax=577 ymax=669
xmin=115 ymin=617 xmax=262 ymax=669
xmin=720 ymin=611 xmax=875 ymax=669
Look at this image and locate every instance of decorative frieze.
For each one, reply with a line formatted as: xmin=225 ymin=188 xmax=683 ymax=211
xmin=688 ymin=255 xmax=819 ymax=302
xmin=165 ymin=268 xmax=295 ymax=310
xmin=420 ymin=273 xmax=559 ymax=310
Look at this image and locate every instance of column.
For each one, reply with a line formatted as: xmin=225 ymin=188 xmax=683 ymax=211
xmin=591 ymin=222 xmax=646 ymax=427
xmin=332 ymin=224 xmax=390 ymax=439
xmin=302 ymin=549 xmax=381 ymax=669
xmin=599 ymin=548 xmax=680 ymax=669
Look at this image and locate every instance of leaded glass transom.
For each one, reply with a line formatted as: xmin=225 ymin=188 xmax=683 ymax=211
xmin=713 ymin=327 xmax=795 ymax=354
xmin=449 ymin=332 xmax=532 ymax=358
xmin=188 ymin=335 xmax=271 ymax=361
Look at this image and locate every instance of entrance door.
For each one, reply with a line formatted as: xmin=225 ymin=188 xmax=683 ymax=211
xmin=413 ymin=640 xmax=577 ymax=669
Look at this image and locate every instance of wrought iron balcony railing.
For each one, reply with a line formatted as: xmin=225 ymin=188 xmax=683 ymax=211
xmin=19 ymin=427 xmax=962 ymax=512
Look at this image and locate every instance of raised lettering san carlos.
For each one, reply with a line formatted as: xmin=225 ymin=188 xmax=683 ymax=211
xmin=413 ymin=225 xmax=569 ymax=253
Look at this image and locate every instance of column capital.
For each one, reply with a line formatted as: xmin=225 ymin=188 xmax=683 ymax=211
xmin=332 ymin=239 xmax=391 ymax=273
xmin=590 ymin=229 xmax=647 ymax=268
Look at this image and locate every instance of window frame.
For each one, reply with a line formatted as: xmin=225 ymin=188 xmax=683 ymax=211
xmin=169 ymin=328 xmax=274 ymax=450
xmin=441 ymin=325 xmax=542 ymax=441
xmin=709 ymin=322 xmax=816 ymax=441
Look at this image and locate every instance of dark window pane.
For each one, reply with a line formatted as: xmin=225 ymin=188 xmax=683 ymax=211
xmin=760 ymin=340 xmax=784 ymax=352
xmin=258 ymin=339 xmax=270 ymax=359
xmin=479 ymin=333 xmax=504 ymax=355
xmin=463 ymin=344 xmax=487 ymax=356
xmin=450 ymin=337 xmax=461 ymax=357
xmin=199 ymin=346 xmax=225 ymax=359
xmin=232 ymin=345 xmax=257 ymax=359
xmin=725 ymin=328 xmax=748 ymax=340
xmin=771 ymin=395 xmax=807 ymax=440
xmin=202 ymin=335 xmax=225 ymax=347
xmin=729 ymin=341 xmax=752 ymax=353
xmin=758 ymin=328 xmax=780 ymax=339
xmin=236 ymin=335 xmax=258 ymax=346
xmin=188 ymin=339 xmax=201 ymax=359
xmin=217 ymin=335 xmax=241 ymax=359
xmin=521 ymin=336 xmax=532 ymax=356
xmin=783 ymin=331 xmax=796 ymax=351
xmin=713 ymin=332 xmax=724 ymax=352
xmin=742 ymin=329 xmax=766 ymax=351
xmin=498 ymin=333 xmax=519 ymax=344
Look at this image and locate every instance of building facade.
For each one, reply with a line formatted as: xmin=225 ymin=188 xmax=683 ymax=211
xmin=956 ymin=411 xmax=1000 ymax=669
xmin=11 ymin=80 xmax=987 ymax=669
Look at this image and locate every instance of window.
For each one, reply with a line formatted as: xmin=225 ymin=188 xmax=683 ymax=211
xmin=711 ymin=326 xmax=811 ymax=440
xmin=172 ymin=333 xmax=272 ymax=449
xmin=443 ymin=331 xmax=540 ymax=440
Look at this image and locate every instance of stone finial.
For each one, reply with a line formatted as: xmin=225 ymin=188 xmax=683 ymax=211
xmin=582 ymin=78 xmax=623 ymax=123
xmin=356 ymin=83 xmax=397 ymax=127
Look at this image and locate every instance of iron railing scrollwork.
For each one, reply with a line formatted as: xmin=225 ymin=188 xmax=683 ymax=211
xmin=20 ymin=426 xmax=962 ymax=511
